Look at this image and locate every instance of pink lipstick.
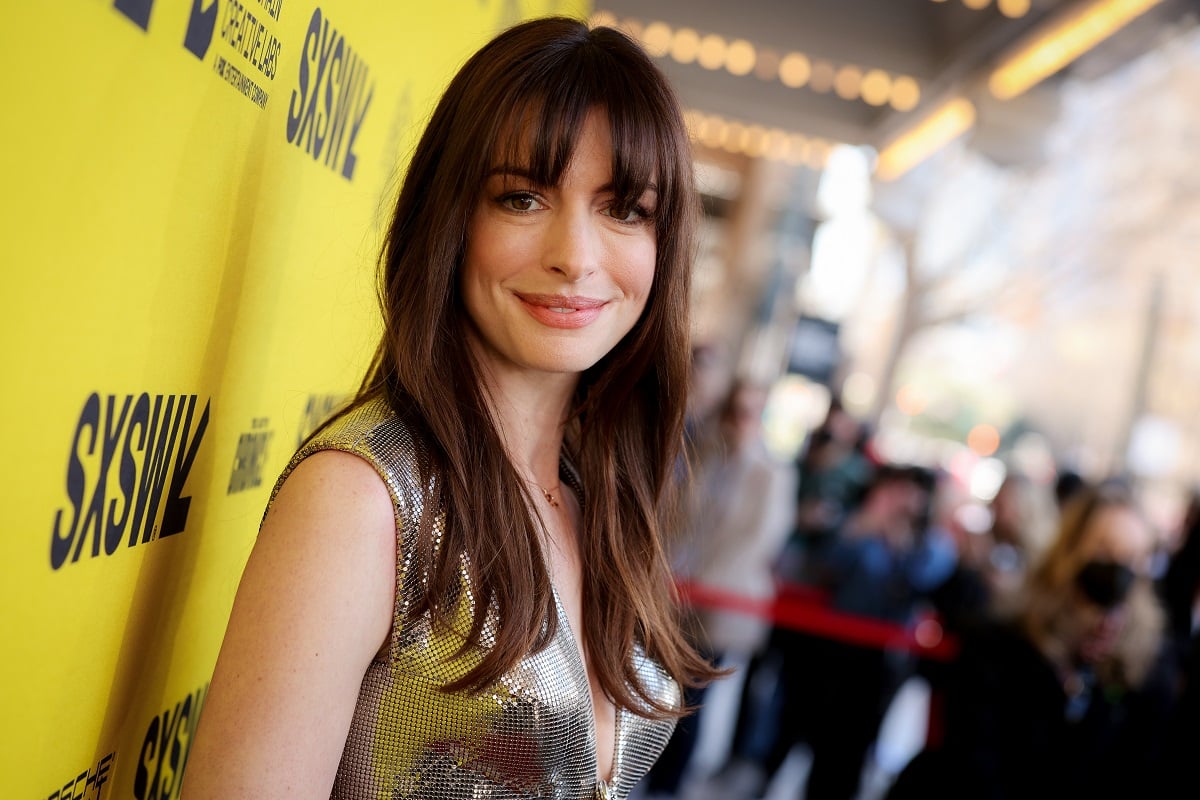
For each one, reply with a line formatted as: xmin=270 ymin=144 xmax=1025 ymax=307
xmin=514 ymin=292 xmax=607 ymax=329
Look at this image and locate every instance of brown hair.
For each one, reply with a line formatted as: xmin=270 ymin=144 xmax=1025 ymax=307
xmin=1018 ymin=482 xmax=1164 ymax=688
xmin=341 ymin=16 xmax=716 ymax=715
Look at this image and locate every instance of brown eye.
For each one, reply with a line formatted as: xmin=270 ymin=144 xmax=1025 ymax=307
xmin=500 ymin=193 xmax=540 ymax=212
xmin=608 ymin=203 xmax=652 ymax=224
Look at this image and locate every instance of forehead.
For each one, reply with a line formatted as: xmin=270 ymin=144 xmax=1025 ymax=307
xmin=488 ymin=102 xmax=659 ymax=194
xmin=1079 ymin=505 xmax=1154 ymax=564
xmin=490 ymin=105 xmax=608 ymax=168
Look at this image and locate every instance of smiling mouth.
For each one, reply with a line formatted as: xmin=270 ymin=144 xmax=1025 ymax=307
xmin=517 ymin=292 xmax=607 ymax=310
xmin=515 ymin=292 xmax=608 ymax=329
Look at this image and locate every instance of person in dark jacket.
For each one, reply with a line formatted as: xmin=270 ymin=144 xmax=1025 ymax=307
xmin=886 ymin=481 xmax=1178 ymax=800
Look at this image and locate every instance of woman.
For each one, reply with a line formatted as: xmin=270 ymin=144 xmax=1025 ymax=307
xmin=184 ymin=16 xmax=718 ymax=800
xmin=886 ymin=481 xmax=1177 ymax=800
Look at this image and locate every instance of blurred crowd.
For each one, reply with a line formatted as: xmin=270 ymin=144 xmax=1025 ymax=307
xmin=637 ymin=350 xmax=1200 ymax=800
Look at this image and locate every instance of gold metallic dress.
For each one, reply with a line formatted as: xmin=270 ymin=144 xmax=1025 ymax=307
xmin=271 ymin=399 xmax=679 ymax=800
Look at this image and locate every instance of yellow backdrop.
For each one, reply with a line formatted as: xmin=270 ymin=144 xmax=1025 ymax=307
xmin=0 ymin=1 xmax=586 ymax=797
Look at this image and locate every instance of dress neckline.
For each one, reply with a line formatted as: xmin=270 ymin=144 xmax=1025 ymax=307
xmin=550 ymin=457 xmax=618 ymax=788
xmin=550 ymin=584 xmax=623 ymax=789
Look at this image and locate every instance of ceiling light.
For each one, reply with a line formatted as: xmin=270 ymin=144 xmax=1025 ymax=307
xmin=860 ymin=69 xmax=892 ymax=106
xmin=723 ymin=121 xmax=746 ymax=153
xmin=779 ymin=52 xmax=812 ymax=87
xmin=726 ymin=39 xmax=757 ymax=76
xmin=698 ymin=34 xmax=727 ymax=70
xmin=810 ymin=60 xmax=836 ymax=93
xmin=744 ymin=125 xmax=768 ymax=157
xmin=684 ymin=108 xmax=849 ymax=166
xmin=997 ymin=0 xmax=1031 ymax=17
xmin=889 ymin=75 xmax=921 ymax=111
xmin=988 ymin=0 xmax=1165 ymax=100
xmin=835 ymin=65 xmax=863 ymax=100
xmin=766 ymin=129 xmax=790 ymax=160
xmin=876 ymin=97 xmax=976 ymax=180
xmin=670 ymin=27 xmax=701 ymax=64
xmin=641 ymin=22 xmax=671 ymax=57
xmin=962 ymin=0 xmax=991 ymax=10
xmin=755 ymin=48 xmax=781 ymax=81
xmin=698 ymin=115 xmax=726 ymax=149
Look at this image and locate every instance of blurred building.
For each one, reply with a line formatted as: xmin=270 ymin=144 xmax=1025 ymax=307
xmin=592 ymin=0 xmax=1200 ymax=525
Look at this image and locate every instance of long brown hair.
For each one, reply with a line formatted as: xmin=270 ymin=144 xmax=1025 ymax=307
xmin=1018 ymin=482 xmax=1164 ymax=688
xmin=342 ymin=16 xmax=717 ymax=715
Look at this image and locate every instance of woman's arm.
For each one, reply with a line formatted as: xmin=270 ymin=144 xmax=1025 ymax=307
xmin=183 ymin=450 xmax=397 ymax=799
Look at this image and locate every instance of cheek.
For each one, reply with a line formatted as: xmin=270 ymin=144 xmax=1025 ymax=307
xmin=464 ymin=223 xmax=529 ymax=288
xmin=615 ymin=238 xmax=657 ymax=303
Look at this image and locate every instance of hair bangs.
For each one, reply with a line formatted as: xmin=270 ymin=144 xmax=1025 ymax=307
xmin=488 ymin=93 xmax=590 ymax=190
xmin=605 ymin=97 xmax=672 ymax=220
xmin=482 ymin=30 xmax=672 ymax=214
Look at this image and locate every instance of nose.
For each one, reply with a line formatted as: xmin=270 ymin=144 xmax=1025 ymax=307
xmin=542 ymin=203 xmax=598 ymax=282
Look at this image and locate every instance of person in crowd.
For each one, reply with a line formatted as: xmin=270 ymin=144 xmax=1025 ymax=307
xmin=1160 ymin=488 xmax=1200 ymax=651
xmin=644 ymin=379 xmax=798 ymax=797
xmin=886 ymin=480 xmax=1178 ymax=800
xmin=784 ymin=463 xmax=946 ymax=800
xmin=1155 ymin=489 xmax=1200 ymax=793
xmin=789 ymin=398 xmax=876 ymax=566
xmin=1054 ymin=466 xmax=1088 ymax=511
xmin=699 ymin=400 xmax=874 ymax=797
xmin=706 ymin=462 xmax=948 ymax=800
xmin=685 ymin=341 xmax=734 ymax=436
xmin=982 ymin=470 xmax=1058 ymax=609
xmin=923 ymin=469 xmax=994 ymax=637
xmin=923 ymin=468 xmax=1061 ymax=654
xmin=183 ymin=16 xmax=720 ymax=800
xmin=918 ymin=470 xmax=1006 ymax=753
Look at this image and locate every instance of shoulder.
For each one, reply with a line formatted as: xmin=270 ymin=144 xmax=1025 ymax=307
xmin=271 ymin=397 xmax=429 ymax=524
xmin=258 ymin=442 xmax=398 ymax=621
xmin=297 ymin=397 xmax=423 ymax=478
xmin=267 ymin=449 xmax=395 ymax=540
xmin=260 ymin=398 xmax=416 ymax=594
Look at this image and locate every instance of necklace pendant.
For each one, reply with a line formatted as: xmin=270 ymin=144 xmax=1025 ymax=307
xmin=542 ymin=488 xmax=560 ymax=508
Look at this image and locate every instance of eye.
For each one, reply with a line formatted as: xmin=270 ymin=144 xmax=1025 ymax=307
xmin=499 ymin=192 xmax=542 ymax=212
xmin=606 ymin=204 xmax=650 ymax=224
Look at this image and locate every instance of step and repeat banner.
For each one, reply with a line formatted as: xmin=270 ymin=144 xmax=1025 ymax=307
xmin=0 ymin=1 xmax=586 ymax=796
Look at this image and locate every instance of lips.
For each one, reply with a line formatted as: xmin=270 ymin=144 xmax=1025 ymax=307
xmin=514 ymin=292 xmax=608 ymax=329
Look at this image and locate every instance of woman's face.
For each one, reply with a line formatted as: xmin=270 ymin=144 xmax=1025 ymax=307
xmin=461 ymin=110 xmax=657 ymax=383
xmin=1067 ymin=504 xmax=1154 ymax=664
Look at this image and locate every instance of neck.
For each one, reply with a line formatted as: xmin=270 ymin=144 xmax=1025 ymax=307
xmin=471 ymin=350 xmax=578 ymax=488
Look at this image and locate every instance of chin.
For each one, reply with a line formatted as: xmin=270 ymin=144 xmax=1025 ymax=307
xmin=528 ymin=343 xmax=618 ymax=374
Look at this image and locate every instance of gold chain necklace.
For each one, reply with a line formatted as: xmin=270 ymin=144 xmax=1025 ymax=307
xmin=535 ymin=482 xmax=562 ymax=508
xmin=524 ymin=477 xmax=562 ymax=508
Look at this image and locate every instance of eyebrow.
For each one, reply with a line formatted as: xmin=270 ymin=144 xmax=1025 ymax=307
xmin=486 ymin=165 xmax=538 ymax=181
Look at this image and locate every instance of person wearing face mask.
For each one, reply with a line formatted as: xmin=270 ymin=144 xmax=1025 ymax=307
xmin=885 ymin=480 xmax=1180 ymax=800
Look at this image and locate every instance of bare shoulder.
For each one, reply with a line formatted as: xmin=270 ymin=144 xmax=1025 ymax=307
xmin=246 ymin=446 xmax=400 ymax=665
xmin=184 ymin=448 xmax=397 ymax=799
xmin=267 ymin=448 xmax=397 ymax=541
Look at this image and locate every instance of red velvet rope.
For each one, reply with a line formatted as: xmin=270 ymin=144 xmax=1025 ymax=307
xmin=675 ymin=579 xmax=960 ymax=662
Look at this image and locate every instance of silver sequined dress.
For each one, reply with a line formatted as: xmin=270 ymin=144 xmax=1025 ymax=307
xmin=270 ymin=399 xmax=680 ymax=800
